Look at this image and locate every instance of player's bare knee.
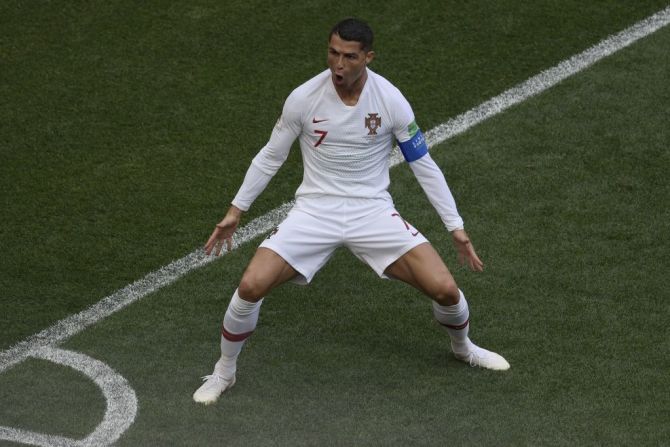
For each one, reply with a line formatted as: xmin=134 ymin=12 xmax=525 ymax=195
xmin=237 ymin=275 xmax=266 ymax=302
xmin=431 ymin=281 xmax=460 ymax=306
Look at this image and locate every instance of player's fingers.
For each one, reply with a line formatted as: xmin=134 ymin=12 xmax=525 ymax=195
xmin=204 ymin=239 xmax=215 ymax=255
xmin=224 ymin=237 xmax=233 ymax=251
xmin=205 ymin=239 xmax=218 ymax=256
xmin=211 ymin=237 xmax=225 ymax=256
xmin=469 ymin=251 xmax=484 ymax=272
xmin=205 ymin=228 xmax=220 ymax=247
xmin=206 ymin=235 xmax=225 ymax=257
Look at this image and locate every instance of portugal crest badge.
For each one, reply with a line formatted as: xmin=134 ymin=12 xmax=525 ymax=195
xmin=365 ymin=113 xmax=381 ymax=135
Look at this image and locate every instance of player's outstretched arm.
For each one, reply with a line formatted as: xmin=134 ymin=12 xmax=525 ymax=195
xmin=451 ymin=229 xmax=484 ymax=272
xmin=405 ymin=152 xmax=483 ymax=271
xmin=205 ymin=205 xmax=243 ymax=256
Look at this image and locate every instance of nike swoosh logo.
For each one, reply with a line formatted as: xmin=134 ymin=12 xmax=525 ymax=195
xmin=312 ymin=118 xmax=328 ymax=123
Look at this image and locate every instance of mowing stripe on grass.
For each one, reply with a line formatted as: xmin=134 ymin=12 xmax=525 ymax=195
xmin=2 ymin=5 xmax=668 ymax=375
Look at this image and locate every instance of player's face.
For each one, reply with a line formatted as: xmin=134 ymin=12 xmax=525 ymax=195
xmin=327 ymin=33 xmax=374 ymax=90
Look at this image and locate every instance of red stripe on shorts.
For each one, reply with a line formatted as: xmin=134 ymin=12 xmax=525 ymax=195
xmin=221 ymin=326 xmax=255 ymax=342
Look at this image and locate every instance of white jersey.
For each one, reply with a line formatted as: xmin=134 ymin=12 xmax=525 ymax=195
xmin=232 ymin=67 xmax=465 ymax=231
xmin=251 ymin=68 xmax=416 ymax=202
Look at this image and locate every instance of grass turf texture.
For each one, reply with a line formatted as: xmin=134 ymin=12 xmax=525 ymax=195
xmin=1 ymin=1 xmax=669 ymax=445
xmin=1 ymin=0 xmax=668 ymax=349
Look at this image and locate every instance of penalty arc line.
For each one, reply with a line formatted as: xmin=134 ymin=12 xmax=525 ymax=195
xmin=2 ymin=5 xmax=669 ymax=374
xmin=0 ymin=6 xmax=669 ymax=446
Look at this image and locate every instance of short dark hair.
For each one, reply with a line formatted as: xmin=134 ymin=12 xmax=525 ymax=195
xmin=329 ymin=18 xmax=374 ymax=52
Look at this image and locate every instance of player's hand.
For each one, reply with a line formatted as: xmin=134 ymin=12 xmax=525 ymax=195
xmin=451 ymin=229 xmax=484 ymax=272
xmin=205 ymin=206 xmax=243 ymax=256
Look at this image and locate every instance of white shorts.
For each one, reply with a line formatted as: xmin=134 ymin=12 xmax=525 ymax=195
xmin=259 ymin=196 xmax=429 ymax=284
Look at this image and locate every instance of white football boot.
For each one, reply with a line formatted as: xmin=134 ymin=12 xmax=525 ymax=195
xmin=453 ymin=343 xmax=510 ymax=371
xmin=193 ymin=373 xmax=236 ymax=405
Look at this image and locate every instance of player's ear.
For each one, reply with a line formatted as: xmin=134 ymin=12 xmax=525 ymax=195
xmin=365 ymin=50 xmax=375 ymax=65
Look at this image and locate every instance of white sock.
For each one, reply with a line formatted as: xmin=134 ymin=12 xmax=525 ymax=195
xmin=214 ymin=289 xmax=263 ymax=379
xmin=432 ymin=289 xmax=473 ymax=354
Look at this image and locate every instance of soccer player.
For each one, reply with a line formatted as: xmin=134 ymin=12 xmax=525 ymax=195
xmin=194 ymin=18 xmax=509 ymax=405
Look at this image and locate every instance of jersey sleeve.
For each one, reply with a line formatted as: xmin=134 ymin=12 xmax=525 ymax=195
xmin=409 ymin=153 xmax=464 ymax=231
xmin=388 ymin=87 xmax=463 ymax=230
xmin=391 ymin=91 xmax=428 ymax=162
xmin=251 ymin=91 xmax=302 ymax=175
xmin=231 ymin=93 xmax=302 ymax=211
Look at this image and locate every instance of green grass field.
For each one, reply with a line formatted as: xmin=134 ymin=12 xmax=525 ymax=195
xmin=1 ymin=1 xmax=669 ymax=445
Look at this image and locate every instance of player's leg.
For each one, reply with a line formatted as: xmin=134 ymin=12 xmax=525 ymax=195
xmin=193 ymin=248 xmax=298 ymax=404
xmin=218 ymin=248 xmax=297 ymax=373
xmin=383 ymin=242 xmax=459 ymax=304
xmin=218 ymin=248 xmax=298 ymax=382
xmin=195 ymin=205 xmax=342 ymax=404
xmin=385 ymin=243 xmax=510 ymax=371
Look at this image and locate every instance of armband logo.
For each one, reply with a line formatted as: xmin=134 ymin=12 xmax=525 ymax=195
xmin=407 ymin=120 xmax=419 ymax=137
xmin=365 ymin=113 xmax=382 ymax=135
xmin=412 ymin=131 xmax=425 ymax=149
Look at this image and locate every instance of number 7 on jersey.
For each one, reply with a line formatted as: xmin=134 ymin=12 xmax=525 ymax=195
xmin=314 ymin=130 xmax=328 ymax=147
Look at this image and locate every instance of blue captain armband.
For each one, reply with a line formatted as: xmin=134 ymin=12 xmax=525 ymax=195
xmin=398 ymin=129 xmax=428 ymax=162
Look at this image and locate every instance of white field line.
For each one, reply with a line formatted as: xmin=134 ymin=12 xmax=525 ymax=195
xmin=0 ymin=347 xmax=137 ymax=447
xmin=1 ymin=5 xmax=669 ymax=374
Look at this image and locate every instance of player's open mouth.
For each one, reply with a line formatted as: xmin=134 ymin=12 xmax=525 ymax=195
xmin=335 ymin=74 xmax=344 ymax=83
